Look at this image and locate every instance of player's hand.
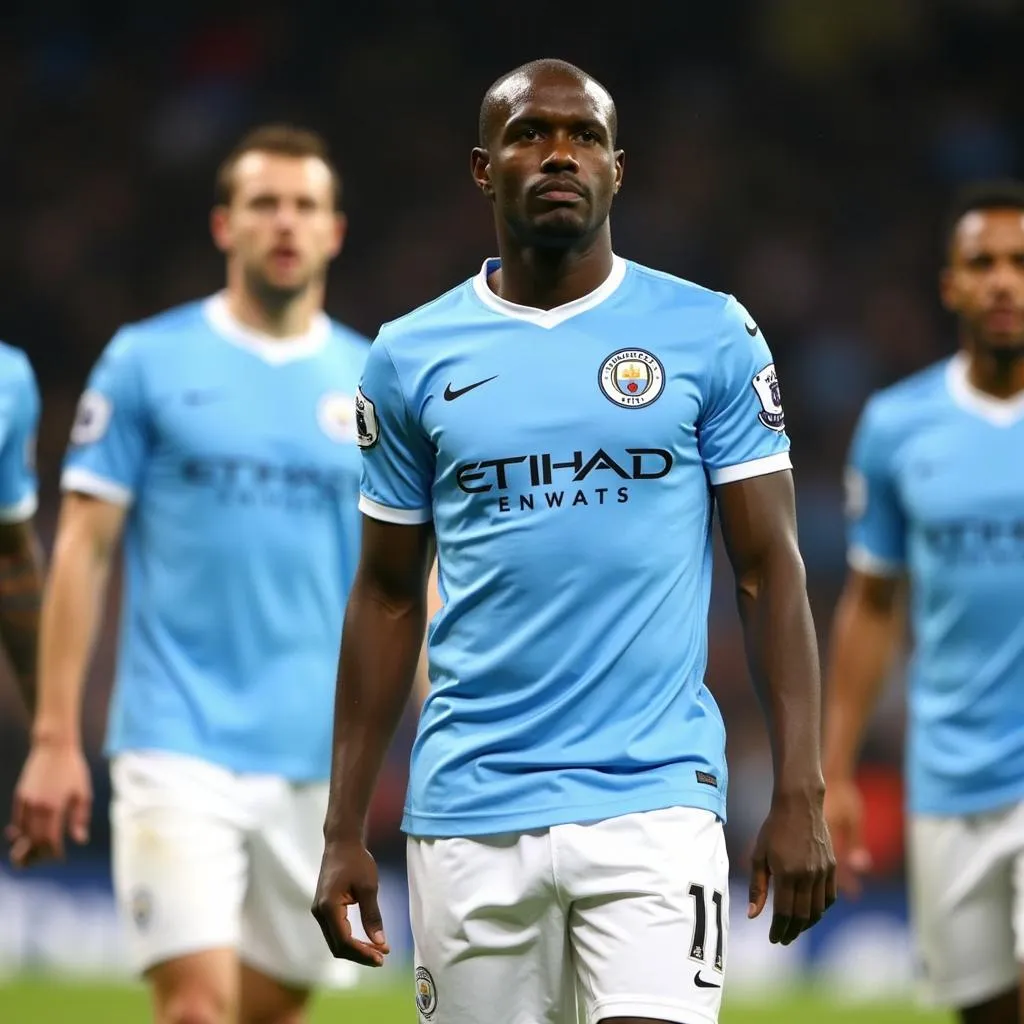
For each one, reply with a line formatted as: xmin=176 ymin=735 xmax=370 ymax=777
xmin=312 ymin=837 xmax=391 ymax=967
xmin=823 ymin=776 xmax=872 ymax=898
xmin=7 ymin=738 xmax=92 ymax=868
xmin=748 ymin=788 xmax=837 ymax=945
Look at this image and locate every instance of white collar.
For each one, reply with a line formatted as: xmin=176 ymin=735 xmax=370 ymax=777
xmin=946 ymin=351 xmax=1024 ymax=427
xmin=203 ymin=293 xmax=330 ymax=365
xmin=472 ymin=254 xmax=627 ymax=330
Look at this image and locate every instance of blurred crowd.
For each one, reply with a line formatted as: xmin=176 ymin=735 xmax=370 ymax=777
xmin=0 ymin=0 xmax=1020 ymax=876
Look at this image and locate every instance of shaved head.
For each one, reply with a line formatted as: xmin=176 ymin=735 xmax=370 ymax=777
xmin=478 ymin=58 xmax=617 ymax=149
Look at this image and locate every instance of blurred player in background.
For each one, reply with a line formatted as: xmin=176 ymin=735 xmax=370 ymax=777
xmin=0 ymin=344 xmax=44 ymax=717
xmin=825 ymin=181 xmax=1024 ymax=1024
xmin=9 ymin=124 xmax=372 ymax=1024
xmin=313 ymin=58 xmax=835 ymax=1024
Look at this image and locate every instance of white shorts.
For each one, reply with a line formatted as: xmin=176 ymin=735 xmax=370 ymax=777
xmin=909 ymin=800 xmax=1024 ymax=1008
xmin=408 ymin=806 xmax=729 ymax=1024
xmin=110 ymin=750 xmax=357 ymax=988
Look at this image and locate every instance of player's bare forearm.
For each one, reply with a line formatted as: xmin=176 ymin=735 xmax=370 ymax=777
xmin=718 ymin=471 xmax=836 ymax=941
xmin=822 ymin=570 xmax=903 ymax=780
xmin=0 ymin=521 xmax=44 ymax=716
xmin=34 ymin=494 xmax=122 ymax=743
xmin=716 ymin=471 xmax=823 ymax=797
xmin=323 ymin=517 xmax=434 ymax=841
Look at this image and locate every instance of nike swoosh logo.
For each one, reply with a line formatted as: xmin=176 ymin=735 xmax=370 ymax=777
xmin=693 ymin=971 xmax=721 ymax=989
xmin=745 ymin=322 xmax=759 ymax=337
xmin=443 ymin=375 xmax=498 ymax=401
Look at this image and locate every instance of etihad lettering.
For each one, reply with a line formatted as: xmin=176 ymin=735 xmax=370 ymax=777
xmin=456 ymin=448 xmax=672 ymax=494
xmin=454 ymin=447 xmax=673 ymax=515
xmin=180 ymin=456 xmax=345 ymax=512
xmin=922 ymin=518 xmax=1024 ymax=563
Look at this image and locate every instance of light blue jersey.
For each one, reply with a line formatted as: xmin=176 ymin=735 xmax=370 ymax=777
xmin=846 ymin=353 xmax=1024 ymax=816
xmin=0 ymin=344 xmax=39 ymax=525
xmin=63 ymin=295 xmax=369 ymax=780
xmin=357 ymin=256 xmax=792 ymax=837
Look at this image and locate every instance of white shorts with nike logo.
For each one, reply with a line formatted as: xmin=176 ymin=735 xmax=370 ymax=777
xmin=407 ymin=805 xmax=729 ymax=1024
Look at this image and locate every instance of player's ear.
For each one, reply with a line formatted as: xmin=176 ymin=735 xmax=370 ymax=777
xmin=470 ymin=148 xmax=495 ymax=200
xmin=613 ymin=149 xmax=625 ymax=195
xmin=938 ymin=265 xmax=958 ymax=313
xmin=210 ymin=206 xmax=232 ymax=254
xmin=330 ymin=211 xmax=347 ymax=259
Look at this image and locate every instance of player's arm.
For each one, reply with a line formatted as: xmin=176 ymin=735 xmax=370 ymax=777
xmin=0 ymin=353 xmax=45 ymax=718
xmin=821 ymin=568 xmax=904 ymax=893
xmin=0 ymin=520 xmax=45 ymax=717
xmin=698 ymin=297 xmax=834 ymax=946
xmin=822 ymin=399 xmax=907 ymax=894
xmin=9 ymin=329 xmax=145 ymax=867
xmin=8 ymin=494 xmax=125 ymax=866
xmin=313 ymin=517 xmax=434 ymax=965
xmin=716 ymin=470 xmax=836 ymax=944
xmin=824 ymin=570 xmax=905 ymax=769
xmin=313 ymin=337 xmax=436 ymax=966
xmin=34 ymin=493 xmax=125 ymax=746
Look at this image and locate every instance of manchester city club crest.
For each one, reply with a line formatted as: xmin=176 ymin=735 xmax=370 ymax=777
xmin=598 ymin=348 xmax=665 ymax=408
xmin=414 ymin=965 xmax=438 ymax=1019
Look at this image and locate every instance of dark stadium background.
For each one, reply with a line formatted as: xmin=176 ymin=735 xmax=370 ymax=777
xmin=0 ymin=0 xmax=1019 ymax=1006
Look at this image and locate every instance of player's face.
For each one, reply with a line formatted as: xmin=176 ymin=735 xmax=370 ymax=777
xmin=212 ymin=152 xmax=344 ymax=298
xmin=942 ymin=208 xmax=1024 ymax=353
xmin=473 ymin=74 xmax=624 ymax=246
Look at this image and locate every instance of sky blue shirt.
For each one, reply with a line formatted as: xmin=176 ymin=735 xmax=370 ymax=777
xmin=357 ymin=256 xmax=792 ymax=837
xmin=63 ymin=295 xmax=369 ymax=780
xmin=846 ymin=353 xmax=1024 ymax=816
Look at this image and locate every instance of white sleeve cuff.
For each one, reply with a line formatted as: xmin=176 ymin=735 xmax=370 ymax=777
xmin=709 ymin=451 xmax=792 ymax=486
xmin=358 ymin=494 xmax=432 ymax=525
xmin=0 ymin=491 xmax=38 ymax=523
xmin=847 ymin=545 xmax=904 ymax=577
xmin=61 ymin=467 xmax=134 ymax=507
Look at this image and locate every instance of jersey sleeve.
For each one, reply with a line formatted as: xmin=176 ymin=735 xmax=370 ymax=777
xmin=697 ymin=296 xmax=793 ymax=485
xmin=0 ymin=353 xmax=40 ymax=523
xmin=61 ymin=329 xmax=150 ymax=506
xmin=356 ymin=336 xmax=435 ymax=524
xmin=844 ymin=397 xmax=906 ymax=575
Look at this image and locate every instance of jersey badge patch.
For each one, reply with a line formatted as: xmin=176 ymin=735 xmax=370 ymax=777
xmin=751 ymin=364 xmax=785 ymax=432
xmin=354 ymin=388 xmax=380 ymax=449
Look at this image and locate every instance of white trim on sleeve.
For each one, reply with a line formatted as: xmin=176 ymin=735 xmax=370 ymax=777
xmin=0 ymin=491 xmax=38 ymax=523
xmin=847 ymin=545 xmax=905 ymax=577
xmin=61 ymin=467 xmax=134 ymax=507
xmin=708 ymin=451 xmax=792 ymax=486
xmin=358 ymin=494 xmax=432 ymax=525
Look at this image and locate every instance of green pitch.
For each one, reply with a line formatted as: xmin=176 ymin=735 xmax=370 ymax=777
xmin=0 ymin=980 xmax=954 ymax=1023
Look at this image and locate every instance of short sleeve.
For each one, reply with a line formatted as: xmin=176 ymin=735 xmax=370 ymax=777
xmin=698 ymin=296 xmax=793 ymax=485
xmin=61 ymin=329 xmax=150 ymax=506
xmin=356 ymin=337 xmax=435 ymax=525
xmin=844 ymin=397 xmax=906 ymax=575
xmin=0 ymin=353 xmax=40 ymax=523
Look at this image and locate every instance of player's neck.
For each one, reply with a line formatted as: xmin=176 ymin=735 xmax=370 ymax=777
xmin=964 ymin=347 xmax=1024 ymax=400
xmin=491 ymin=231 xmax=614 ymax=310
xmin=224 ymin=284 xmax=323 ymax=340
